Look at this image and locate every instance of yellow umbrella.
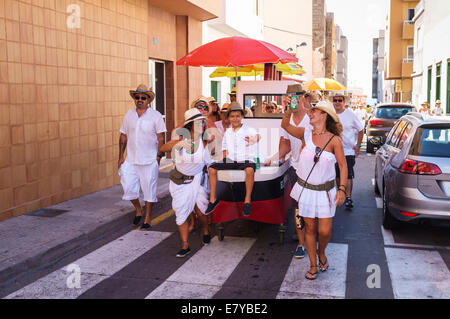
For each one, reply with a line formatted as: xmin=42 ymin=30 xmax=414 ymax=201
xmin=305 ymin=78 xmax=347 ymax=91
xmin=209 ymin=63 xmax=305 ymax=78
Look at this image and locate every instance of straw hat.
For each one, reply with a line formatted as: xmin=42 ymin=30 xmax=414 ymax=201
xmin=228 ymin=87 xmax=237 ymax=96
xmin=286 ymin=84 xmax=305 ymax=94
xmin=227 ymin=101 xmax=244 ymax=116
xmin=129 ymin=84 xmax=155 ymax=102
xmin=311 ymin=101 xmax=339 ymax=123
xmin=183 ymin=108 xmax=206 ymax=126
xmin=190 ymin=95 xmax=210 ymax=109
xmin=436 ymin=100 xmax=441 ymax=104
xmin=421 ymin=101 xmax=429 ymax=106
xmin=220 ymin=103 xmax=230 ymax=112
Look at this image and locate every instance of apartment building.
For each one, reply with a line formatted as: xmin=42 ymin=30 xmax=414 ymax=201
xmin=385 ymin=0 xmax=419 ymax=102
xmin=411 ymin=0 xmax=450 ymax=114
xmin=0 ymin=0 xmax=220 ymax=220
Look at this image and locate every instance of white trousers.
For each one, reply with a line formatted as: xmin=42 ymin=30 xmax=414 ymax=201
xmin=169 ymin=172 xmax=209 ymax=226
xmin=119 ymin=161 xmax=159 ymax=203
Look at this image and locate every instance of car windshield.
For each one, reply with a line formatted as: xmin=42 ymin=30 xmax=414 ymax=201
xmin=376 ymin=107 xmax=413 ymax=119
xmin=411 ymin=126 xmax=450 ymax=157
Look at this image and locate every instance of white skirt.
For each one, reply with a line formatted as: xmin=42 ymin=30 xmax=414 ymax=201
xmin=169 ymin=172 xmax=209 ymax=226
xmin=290 ymin=182 xmax=337 ymax=219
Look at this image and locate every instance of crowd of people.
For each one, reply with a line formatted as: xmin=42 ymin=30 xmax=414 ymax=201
xmin=117 ymin=83 xmax=366 ymax=279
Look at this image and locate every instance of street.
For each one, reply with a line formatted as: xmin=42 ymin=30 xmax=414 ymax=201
xmin=3 ymin=146 xmax=450 ymax=300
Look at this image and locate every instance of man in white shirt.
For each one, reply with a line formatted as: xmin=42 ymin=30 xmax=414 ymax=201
xmin=118 ymin=84 xmax=167 ymax=230
xmin=206 ymin=102 xmax=258 ymax=217
xmin=433 ymin=100 xmax=443 ymax=116
xmin=331 ymin=93 xmax=364 ymax=209
xmin=354 ymin=104 xmax=368 ymax=127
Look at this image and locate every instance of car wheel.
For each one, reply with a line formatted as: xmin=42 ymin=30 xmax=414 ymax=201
xmin=366 ymin=140 xmax=375 ymax=154
xmin=382 ymin=183 xmax=399 ymax=230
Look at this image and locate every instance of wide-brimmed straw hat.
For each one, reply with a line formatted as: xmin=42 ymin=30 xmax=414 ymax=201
xmin=436 ymin=100 xmax=441 ymax=104
xmin=311 ymin=101 xmax=340 ymax=123
xmin=129 ymin=84 xmax=155 ymax=102
xmin=183 ymin=108 xmax=206 ymax=126
xmin=190 ymin=96 xmax=210 ymax=109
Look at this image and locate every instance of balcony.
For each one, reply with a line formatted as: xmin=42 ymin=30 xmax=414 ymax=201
xmin=148 ymin=0 xmax=220 ymax=22
xmin=402 ymin=21 xmax=414 ymax=39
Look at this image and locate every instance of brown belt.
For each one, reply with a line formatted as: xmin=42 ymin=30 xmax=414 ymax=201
xmin=297 ymin=177 xmax=335 ymax=192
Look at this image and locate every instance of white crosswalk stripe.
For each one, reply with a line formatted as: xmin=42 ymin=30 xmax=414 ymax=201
xmin=4 ymin=230 xmax=172 ymax=299
xmin=146 ymin=236 xmax=256 ymax=299
xmin=4 ymin=226 xmax=449 ymax=299
xmin=277 ymin=243 xmax=348 ymax=299
xmin=385 ymin=247 xmax=450 ymax=299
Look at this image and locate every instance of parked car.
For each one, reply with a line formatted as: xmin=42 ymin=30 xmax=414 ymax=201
xmin=366 ymin=103 xmax=417 ymax=153
xmin=374 ymin=113 xmax=450 ymax=229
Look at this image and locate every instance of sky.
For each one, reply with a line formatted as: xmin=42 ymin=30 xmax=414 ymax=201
xmin=326 ymin=0 xmax=388 ymax=96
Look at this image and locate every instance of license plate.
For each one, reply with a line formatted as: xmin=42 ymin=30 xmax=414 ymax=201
xmin=440 ymin=181 xmax=450 ymax=197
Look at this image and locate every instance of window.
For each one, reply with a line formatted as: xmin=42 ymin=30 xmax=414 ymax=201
xmin=407 ymin=46 xmax=414 ymax=61
xmin=410 ymin=125 xmax=450 ymax=157
xmin=375 ymin=106 xmax=414 ymax=119
xmin=243 ymin=94 xmax=285 ymax=118
xmin=408 ymin=8 xmax=415 ymax=21
xmin=427 ymin=67 xmax=432 ymax=103
xmin=436 ymin=63 xmax=441 ymax=101
xmin=388 ymin=120 xmax=407 ymax=148
xmin=447 ymin=61 xmax=450 ymax=113
xmin=397 ymin=123 xmax=413 ymax=150
xmin=211 ymin=81 xmax=219 ymax=103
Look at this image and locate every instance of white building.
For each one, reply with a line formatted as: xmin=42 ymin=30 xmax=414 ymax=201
xmin=201 ymin=0 xmax=314 ymax=106
xmin=412 ymin=0 xmax=450 ymax=114
xmin=202 ymin=0 xmax=264 ymax=106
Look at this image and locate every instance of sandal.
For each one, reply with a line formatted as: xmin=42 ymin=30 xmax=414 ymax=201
xmin=319 ymin=257 xmax=329 ymax=272
xmin=305 ymin=265 xmax=318 ymax=280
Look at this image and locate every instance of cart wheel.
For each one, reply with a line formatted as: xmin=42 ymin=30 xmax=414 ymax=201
xmin=279 ymin=223 xmax=286 ymax=244
xmin=217 ymin=223 xmax=225 ymax=241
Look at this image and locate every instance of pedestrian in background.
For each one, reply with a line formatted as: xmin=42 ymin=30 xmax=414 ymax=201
xmin=281 ymin=101 xmax=347 ymax=280
xmin=419 ymin=102 xmax=432 ymax=116
xmin=118 ymin=84 xmax=167 ymax=230
xmin=159 ymin=109 xmax=212 ymax=257
xmin=433 ymin=100 xmax=443 ymax=116
xmin=331 ymin=93 xmax=364 ymax=210
xmin=208 ymin=97 xmax=221 ymax=122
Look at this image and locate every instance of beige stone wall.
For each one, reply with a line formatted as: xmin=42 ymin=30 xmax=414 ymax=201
xmin=0 ymin=0 xmax=150 ymax=220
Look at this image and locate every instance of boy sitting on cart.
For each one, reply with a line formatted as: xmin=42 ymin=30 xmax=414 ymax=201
xmin=205 ymin=102 xmax=259 ymax=217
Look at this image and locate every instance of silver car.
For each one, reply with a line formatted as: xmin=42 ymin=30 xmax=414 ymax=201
xmin=374 ymin=113 xmax=450 ymax=229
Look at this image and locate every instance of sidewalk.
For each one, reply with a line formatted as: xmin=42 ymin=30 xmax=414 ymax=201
xmin=0 ymin=158 xmax=174 ymax=294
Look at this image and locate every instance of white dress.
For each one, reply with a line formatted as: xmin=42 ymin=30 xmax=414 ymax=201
xmin=290 ymin=127 xmax=337 ymax=219
xmin=170 ymin=141 xmax=210 ymax=226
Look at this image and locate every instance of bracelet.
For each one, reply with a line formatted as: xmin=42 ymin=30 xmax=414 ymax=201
xmin=338 ymin=189 xmax=346 ymax=194
xmin=356 ymin=144 xmax=362 ymax=148
xmin=338 ymin=185 xmax=346 ymax=190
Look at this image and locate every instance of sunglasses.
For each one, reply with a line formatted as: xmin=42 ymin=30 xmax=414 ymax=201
xmin=135 ymin=96 xmax=147 ymax=101
xmin=314 ymin=146 xmax=322 ymax=163
xmin=196 ymin=104 xmax=209 ymax=111
xmin=333 ymin=99 xmax=344 ymax=103
xmin=266 ymin=106 xmax=275 ymax=110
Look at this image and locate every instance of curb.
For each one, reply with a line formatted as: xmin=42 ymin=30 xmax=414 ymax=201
xmin=0 ymin=192 xmax=173 ymax=298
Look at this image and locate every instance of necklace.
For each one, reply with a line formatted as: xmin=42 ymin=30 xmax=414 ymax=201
xmin=312 ymin=130 xmax=327 ymax=136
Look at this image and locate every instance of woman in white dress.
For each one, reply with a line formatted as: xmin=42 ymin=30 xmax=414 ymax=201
xmin=159 ymin=109 xmax=212 ymax=258
xmin=281 ymin=101 xmax=348 ymax=280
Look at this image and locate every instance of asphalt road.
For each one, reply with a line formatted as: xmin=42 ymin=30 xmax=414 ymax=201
xmin=3 ymin=151 xmax=450 ymax=300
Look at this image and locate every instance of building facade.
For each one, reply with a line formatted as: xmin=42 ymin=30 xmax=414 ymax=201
xmin=0 ymin=0 xmax=220 ymax=220
xmin=336 ymin=25 xmax=348 ymax=87
xmin=385 ymin=0 xmax=419 ymax=103
xmin=373 ymin=30 xmax=386 ymax=103
xmin=324 ymin=12 xmax=336 ymax=79
xmin=312 ymin=0 xmax=326 ymax=79
xmin=411 ymin=0 xmax=450 ymax=114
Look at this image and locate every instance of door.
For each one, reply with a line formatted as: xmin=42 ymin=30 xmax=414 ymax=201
xmin=149 ymin=60 xmax=166 ymax=120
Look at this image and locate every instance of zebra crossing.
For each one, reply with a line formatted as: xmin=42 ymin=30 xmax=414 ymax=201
xmin=4 ymin=227 xmax=449 ymax=299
